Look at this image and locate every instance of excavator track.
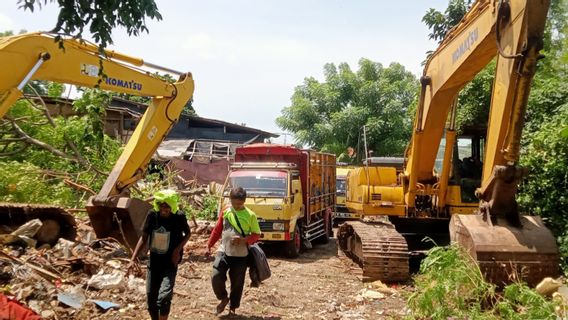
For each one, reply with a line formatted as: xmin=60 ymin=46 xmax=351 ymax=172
xmin=337 ymin=220 xmax=409 ymax=282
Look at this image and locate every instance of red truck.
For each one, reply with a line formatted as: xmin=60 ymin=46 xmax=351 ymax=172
xmin=220 ymin=144 xmax=336 ymax=257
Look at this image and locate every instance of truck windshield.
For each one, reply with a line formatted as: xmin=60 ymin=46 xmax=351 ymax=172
xmin=337 ymin=178 xmax=346 ymax=196
xmin=228 ymin=171 xmax=288 ymax=197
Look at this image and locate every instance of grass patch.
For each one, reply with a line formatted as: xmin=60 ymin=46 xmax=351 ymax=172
xmin=407 ymin=244 xmax=558 ymax=319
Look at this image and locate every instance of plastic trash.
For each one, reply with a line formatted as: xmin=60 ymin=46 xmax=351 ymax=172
xmin=536 ymin=277 xmax=563 ymax=296
xmin=11 ymin=219 xmax=42 ymax=238
xmin=127 ymin=274 xmax=145 ymax=295
xmin=57 ymin=287 xmax=87 ymax=309
xmin=57 ymin=292 xmax=85 ymax=309
xmin=18 ymin=236 xmax=36 ymax=248
xmin=54 ymin=239 xmax=75 ymax=259
xmin=87 ymin=270 xmax=124 ymax=290
xmin=91 ymin=300 xmax=120 ymax=310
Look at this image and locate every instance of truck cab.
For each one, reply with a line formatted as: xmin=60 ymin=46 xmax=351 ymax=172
xmin=223 ymin=164 xmax=303 ymax=242
xmin=221 ymin=144 xmax=335 ymax=257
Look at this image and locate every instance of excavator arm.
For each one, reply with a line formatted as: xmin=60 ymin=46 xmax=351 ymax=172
xmin=0 ymin=33 xmax=195 ymax=248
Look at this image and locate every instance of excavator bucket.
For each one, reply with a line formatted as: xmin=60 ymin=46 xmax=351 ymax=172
xmin=86 ymin=197 xmax=151 ymax=250
xmin=0 ymin=202 xmax=76 ymax=245
xmin=450 ymin=214 xmax=559 ymax=287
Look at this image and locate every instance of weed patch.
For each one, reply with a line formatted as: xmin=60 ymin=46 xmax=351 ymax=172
xmin=408 ymin=244 xmax=557 ymax=319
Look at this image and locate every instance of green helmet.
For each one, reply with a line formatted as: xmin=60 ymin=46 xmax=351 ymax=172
xmin=152 ymin=189 xmax=180 ymax=214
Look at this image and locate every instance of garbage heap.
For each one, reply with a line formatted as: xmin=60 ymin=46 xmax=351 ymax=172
xmin=0 ymin=213 xmax=214 ymax=319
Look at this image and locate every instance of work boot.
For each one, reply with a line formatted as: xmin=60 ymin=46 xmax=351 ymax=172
xmin=215 ymin=297 xmax=229 ymax=315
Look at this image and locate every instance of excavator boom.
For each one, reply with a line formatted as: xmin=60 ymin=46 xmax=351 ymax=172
xmin=0 ymin=33 xmax=195 ymax=249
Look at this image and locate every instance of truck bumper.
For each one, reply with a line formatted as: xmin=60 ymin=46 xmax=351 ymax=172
xmin=334 ymin=211 xmax=362 ymax=219
xmin=260 ymin=231 xmax=290 ymax=241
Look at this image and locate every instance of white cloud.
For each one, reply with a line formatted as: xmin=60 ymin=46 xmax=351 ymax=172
xmin=0 ymin=13 xmax=14 ymax=32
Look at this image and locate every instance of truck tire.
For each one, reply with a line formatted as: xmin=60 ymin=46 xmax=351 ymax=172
xmin=284 ymin=224 xmax=301 ymax=258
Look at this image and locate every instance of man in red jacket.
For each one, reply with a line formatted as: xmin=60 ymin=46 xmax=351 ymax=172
xmin=207 ymin=187 xmax=261 ymax=315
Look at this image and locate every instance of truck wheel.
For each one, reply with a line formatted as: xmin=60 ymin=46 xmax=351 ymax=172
xmin=284 ymin=224 xmax=301 ymax=258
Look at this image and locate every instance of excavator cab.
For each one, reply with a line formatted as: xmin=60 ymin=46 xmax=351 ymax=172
xmin=435 ymin=128 xmax=485 ymax=204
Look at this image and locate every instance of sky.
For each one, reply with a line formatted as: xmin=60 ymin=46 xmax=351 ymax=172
xmin=0 ymin=0 xmax=448 ymax=144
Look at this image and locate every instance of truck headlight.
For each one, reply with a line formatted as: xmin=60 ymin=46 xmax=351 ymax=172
xmin=273 ymin=222 xmax=285 ymax=231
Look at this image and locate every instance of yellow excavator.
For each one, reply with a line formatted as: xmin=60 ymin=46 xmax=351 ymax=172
xmin=338 ymin=0 xmax=559 ymax=286
xmin=0 ymin=33 xmax=194 ymax=249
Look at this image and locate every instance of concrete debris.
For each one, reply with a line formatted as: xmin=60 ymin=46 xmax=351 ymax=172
xmin=356 ymin=288 xmax=385 ymax=301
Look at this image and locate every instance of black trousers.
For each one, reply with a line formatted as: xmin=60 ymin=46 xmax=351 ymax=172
xmin=146 ymin=265 xmax=177 ymax=319
xmin=211 ymin=252 xmax=248 ymax=309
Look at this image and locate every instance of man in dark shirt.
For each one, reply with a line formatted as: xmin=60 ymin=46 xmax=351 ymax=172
xmin=128 ymin=190 xmax=190 ymax=320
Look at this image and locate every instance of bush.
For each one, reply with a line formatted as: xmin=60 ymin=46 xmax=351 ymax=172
xmin=196 ymin=194 xmax=219 ymax=221
xmin=408 ymin=245 xmax=558 ymax=319
xmin=408 ymin=244 xmax=495 ymax=319
xmin=519 ymin=104 xmax=568 ymax=274
xmin=0 ymin=161 xmax=76 ymax=207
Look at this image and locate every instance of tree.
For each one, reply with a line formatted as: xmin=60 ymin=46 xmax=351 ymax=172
xmin=17 ymin=0 xmax=162 ymax=52
xmin=277 ymin=58 xmax=418 ymax=158
xmin=0 ymin=87 xmax=122 ymax=207
xmin=422 ymin=0 xmax=473 ymax=44
xmin=422 ymin=0 xmax=490 ymax=133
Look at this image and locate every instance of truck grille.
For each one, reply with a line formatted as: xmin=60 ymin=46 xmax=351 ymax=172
xmin=259 ymin=221 xmax=274 ymax=232
xmin=258 ymin=220 xmax=288 ymax=232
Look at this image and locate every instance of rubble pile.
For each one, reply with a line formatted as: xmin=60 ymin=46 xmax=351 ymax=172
xmin=0 ymin=216 xmax=197 ymax=319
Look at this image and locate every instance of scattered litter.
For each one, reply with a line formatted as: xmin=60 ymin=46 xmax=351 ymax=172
xmin=11 ymin=219 xmax=43 ymax=238
xmin=356 ymin=288 xmax=385 ymax=301
xmin=369 ymin=280 xmax=398 ymax=295
xmin=536 ymin=277 xmax=563 ymax=296
xmin=127 ymin=274 xmax=145 ymax=295
xmin=92 ymin=299 xmax=120 ymax=310
xmin=58 ymin=292 xmax=85 ymax=309
xmin=88 ymin=270 xmax=124 ymax=290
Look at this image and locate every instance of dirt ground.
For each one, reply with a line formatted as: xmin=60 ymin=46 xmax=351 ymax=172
xmin=100 ymin=231 xmax=410 ymax=320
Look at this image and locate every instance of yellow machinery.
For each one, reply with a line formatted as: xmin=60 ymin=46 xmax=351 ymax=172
xmin=338 ymin=0 xmax=559 ymax=285
xmin=334 ymin=166 xmax=361 ymax=221
xmin=0 ymin=33 xmax=195 ymax=249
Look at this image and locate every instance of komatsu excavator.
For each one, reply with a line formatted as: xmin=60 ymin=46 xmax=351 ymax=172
xmin=338 ymin=0 xmax=559 ymax=286
xmin=0 ymin=33 xmax=194 ymax=249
